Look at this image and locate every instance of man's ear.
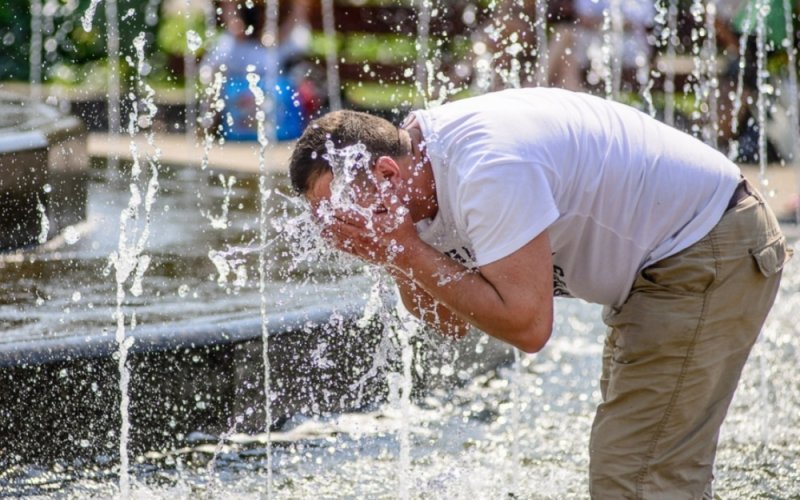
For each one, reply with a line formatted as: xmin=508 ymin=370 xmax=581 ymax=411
xmin=374 ymin=156 xmax=401 ymax=182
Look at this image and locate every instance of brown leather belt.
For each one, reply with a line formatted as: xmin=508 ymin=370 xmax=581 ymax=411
xmin=725 ymin=177 xmax=753 ymax=212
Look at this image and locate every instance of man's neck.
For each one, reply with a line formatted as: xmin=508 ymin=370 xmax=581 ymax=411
xmin=402 ymin=122 xmax=438 ymax=222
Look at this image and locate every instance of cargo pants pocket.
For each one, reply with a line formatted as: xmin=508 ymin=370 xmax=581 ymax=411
xmin=751 ymin=235 xmax=792 ymax=278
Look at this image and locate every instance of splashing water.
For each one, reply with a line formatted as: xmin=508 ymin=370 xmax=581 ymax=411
xmin=662 ymin=0 xmax=679 ymax=125
xmin=36 ymin=195 xmax=49 ymax=245
xmin=206 ymin=414 xmax=245 ymax=493
xmin=783 ymin=0 xmax=800 ymax=166
xmin=209 ymin=248 xmax=248 ymax=289
xmin=317 ymin=141 xmax=377 ymax=226
xmin=534 ymin=0 xmax=549 ymax=86
xmin=184 ymin=0 xmax=198 ymax=138
xmin=206 ymin=174 xmax=237 ymax=230
xmin=29 ymin=0 xmax=42 ymax=100
xmin=106 ymin=0 xmax=120 ymax=137
xmin=415 ymin=0 xmax=432 ymax=105
xmin=599 ymin=7 xmax=615 ymax=100
xmin=755 ymin=0 xmax=770 ymax=188
xmin=246 ymin=14 xmax=278 ymax=486
xmin=704 ymin=2 xmax=719 ymax=148
xmin=186 ymin=30 xmax=202 ymax=53
xmin=80 ymin=0 xmax=103 ymax=32
xmin=104 ymin=31 xmax=161 ymax=497
xmin=393 ymin=297 xmax=420 ymax=500
xmin=15 ymin=2 xmax=800 ymax=498
xmin=728 ymin=1 xmax=755 ymax=161
xmin=320 ymin=0 xmax=342 ymax=111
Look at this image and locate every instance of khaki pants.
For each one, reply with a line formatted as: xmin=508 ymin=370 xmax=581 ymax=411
xmin=590 ymin=188 xmax=792 ymax=499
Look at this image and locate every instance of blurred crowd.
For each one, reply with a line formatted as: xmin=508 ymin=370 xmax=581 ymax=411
xmin=200 ymin=0 xmax=797 ymax=161
xmin=483 ymin=0 xmax=797 ymax=161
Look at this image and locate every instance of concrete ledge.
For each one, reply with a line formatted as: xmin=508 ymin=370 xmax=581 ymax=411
xmin=0 ymin=92 xmax=89 ymax=250
xmin=0 ymin=300 xmax=513 ymax=465
xmin=0 ymin=302 xmax=362 ymax=369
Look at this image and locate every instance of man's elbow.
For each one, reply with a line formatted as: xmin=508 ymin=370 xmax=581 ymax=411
xmin=515 ymin=327 xmax=551 ymax=353
xmin=508 ymin=316 xmax=552 ymax=353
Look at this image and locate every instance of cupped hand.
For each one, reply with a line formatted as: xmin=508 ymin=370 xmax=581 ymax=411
xmin=320 ymin=181 xmax=420 ymax=267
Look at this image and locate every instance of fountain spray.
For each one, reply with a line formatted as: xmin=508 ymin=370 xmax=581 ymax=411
xmin=663 ymin=0 xmax=679 ymax=126
xmin=534 ymin=0 xmax=549 ymax=87
xmin=29 ymin=0 xmax=42 ymax=101
xmin=609 ymin=0 xmax=623 ymax=100
xmin=184 ymin=0 xmax=198 ymax=140
xmin=81 ymin=0 xmax=121 ymax=160
xmin=705 ymin=0 xmax=719 ymax=148
xmin=106 ymin=32 xmax=161 ymax=497
xmin=106 ymin=0 xmax=120 ymax=138
xmin=728 ymin=1 xmax=754 ymax=161
xmin=321 ymin=0 xmax=342 ymax=111
xmin=600 ymin=6 xmax=615 ymax=100
xmin=783 ymin=0 xmax=800 ymax=224
xmin=755 ymin=0 xmax=770 ymax=187
xmin=415 ymin=0 xmax=432 ymax=107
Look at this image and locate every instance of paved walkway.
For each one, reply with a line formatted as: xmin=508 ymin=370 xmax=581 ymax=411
xmin=87 ymin=132 xmax=800 ymax=238
xmin=87 ymin=132 xmax=294 ymax=174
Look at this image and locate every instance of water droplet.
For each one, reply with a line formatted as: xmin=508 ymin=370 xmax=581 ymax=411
xmin=64 ymin=226 xmax=80 ymax=245
xmin=186 ymin=30 xmax=202 ymax=53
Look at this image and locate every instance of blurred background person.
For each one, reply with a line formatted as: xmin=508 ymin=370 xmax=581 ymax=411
xmin=546 ymin=0 xmax=581 ymax=90
xmin=471 ymin=0 xmax=538 ymax=91
xmin=548 ymin=0 xmax=654 ymax=93
xmin=200 ymin=0 xmax=315 ymax=141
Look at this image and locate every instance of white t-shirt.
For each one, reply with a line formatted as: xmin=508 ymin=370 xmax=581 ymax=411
xmin=412 ymin=88 xmax=740 ymax=306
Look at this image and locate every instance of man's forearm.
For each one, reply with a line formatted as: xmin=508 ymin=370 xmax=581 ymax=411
xmin=389 ymin=269 xmax=471 ymax=338
xmin=389 ymin=238 xmax=552 ymax=353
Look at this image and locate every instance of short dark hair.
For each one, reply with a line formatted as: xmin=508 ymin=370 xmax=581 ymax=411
xmin=289 ymin=110 xmax=409 ymax=195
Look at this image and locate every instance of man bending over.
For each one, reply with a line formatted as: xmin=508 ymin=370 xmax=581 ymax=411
xmin=288 ymin=87 xmax=792 ymax=498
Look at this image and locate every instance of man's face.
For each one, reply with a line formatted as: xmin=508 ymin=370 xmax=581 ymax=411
xmin=306 ymin=169 xmax=387 ymax=228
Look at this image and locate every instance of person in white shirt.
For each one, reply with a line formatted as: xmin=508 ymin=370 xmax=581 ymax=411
xmin=289 ymin=88 xmax=791 ymax=498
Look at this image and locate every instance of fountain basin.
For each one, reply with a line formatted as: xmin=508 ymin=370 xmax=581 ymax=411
xmin=0 ymin=155 xmax=513 ymax=469
xmin=0 ymin=92 xmax=88 ymax=251
xmin=0 ymin=300 xmax=512 ymax=467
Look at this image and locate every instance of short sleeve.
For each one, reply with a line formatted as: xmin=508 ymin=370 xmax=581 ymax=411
xmin=457 ymin=161 xmax=559 ymax=266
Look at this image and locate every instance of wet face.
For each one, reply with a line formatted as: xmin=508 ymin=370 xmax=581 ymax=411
xmin=305 ymin=169 xmax=387 ymax=228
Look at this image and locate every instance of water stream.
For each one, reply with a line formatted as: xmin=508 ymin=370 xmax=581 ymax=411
xmin=28 ymin=0 xmax=42 ymax=101
xmin=662 ymin=0 xmax=679 ymax=126
xmin=756 ymin=0 xmax=770 ymax=187
xmin=320 ymin=0 xmax=341 ymax=112
xmin=728 ymin=0 xmax=754 ymax=162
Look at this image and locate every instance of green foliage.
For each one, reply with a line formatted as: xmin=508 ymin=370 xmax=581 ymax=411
xmin=156 ymin=10 xmax=207 ymax=56
xmin=342 ymin=33 xmax=417 ymax=64
xmin=0 ymin=1 xmax=162 ymax=84
xmin=0 ymin=3 xmax=33 ymax=81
